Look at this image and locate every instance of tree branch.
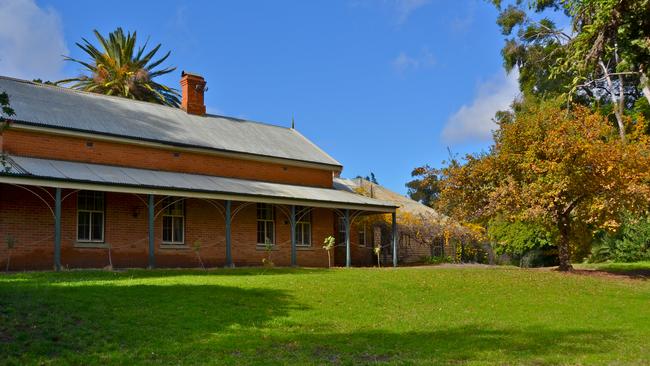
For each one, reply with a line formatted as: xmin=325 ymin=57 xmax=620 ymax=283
xmin=599 ymin=59 xmax=626 ymax=142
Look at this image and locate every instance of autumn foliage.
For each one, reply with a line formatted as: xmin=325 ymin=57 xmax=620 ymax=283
xmin=437 ymin=101 xmax=650 ymax=270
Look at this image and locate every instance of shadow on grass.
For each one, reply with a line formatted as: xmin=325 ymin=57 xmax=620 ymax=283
xmin=0 ymin=279 xmax=301 ymax=364
xmin=221 ymin=327 xmax=627 ymax=365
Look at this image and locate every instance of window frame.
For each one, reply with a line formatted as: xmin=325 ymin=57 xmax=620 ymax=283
xmin=358 ymin=223 xmax=367 ymax=247
xmin=76 ymin=191 xmax=105 ymax=243
xmin=338 ymin=216 xmax=347 ymax=245
xmin=162 ymin=198 xmax=185 ymax=245
xmin=295 ymin=206 xmax=312 ymax=247
xmin=256 ymin=203 xmax=275 ymax=246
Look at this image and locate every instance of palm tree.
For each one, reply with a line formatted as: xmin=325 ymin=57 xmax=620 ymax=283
xmin=57 ymin=28 xmax=180 ymax=107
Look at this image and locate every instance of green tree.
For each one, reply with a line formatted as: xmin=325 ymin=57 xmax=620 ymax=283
xmin=57 ymin=28 xmax=180 ymax=107
xmin=490 ymin=0 xmax=650 ymax=141
xmin=0 ymin=90 xmax=14 ymax=172
xmin=405 ymin=165 xmax=440 ymax=207
xmin=0 ymin=90 xmax=14 ymax=137
xmin=355 ymin=172 xmax=379 ymax=184
xmin=556 ymin=0 xmax=650 ymax=104
xmin=488 ymin=218 xmax=555 ymax=256
xmin=0 ymin=90 xmax=14 ymax=122
xmin=492 ymin=2 xmax=574 ymax=99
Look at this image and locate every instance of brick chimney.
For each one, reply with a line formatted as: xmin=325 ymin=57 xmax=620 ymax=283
xmin=180 ymin=71 xmax=206 ymax=115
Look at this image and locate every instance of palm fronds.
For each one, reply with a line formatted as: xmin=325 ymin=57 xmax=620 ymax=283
xmin=57 ymin=28 xmax=180 ymax=107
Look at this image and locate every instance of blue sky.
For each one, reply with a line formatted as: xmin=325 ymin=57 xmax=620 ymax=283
xmin=0 ymin=0 xmax=521 ymax=194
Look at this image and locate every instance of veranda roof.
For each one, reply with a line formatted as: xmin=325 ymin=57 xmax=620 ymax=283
xmin=0 ymin=155 xmax=396 ymax=212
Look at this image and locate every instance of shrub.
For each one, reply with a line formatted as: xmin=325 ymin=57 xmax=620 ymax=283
xmin=590 ymin=214 xmax=650 ymax=263
xmin=488 ymin=218 xmax=555 ymax=256
xmin=457 ymin=241 xmax=492 ymax=264
xmin=421 ymin=255 xmax=452 ymax=265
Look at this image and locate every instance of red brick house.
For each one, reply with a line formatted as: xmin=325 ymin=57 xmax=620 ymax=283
xmin=0 ymin=73 xmax=397 ymax=270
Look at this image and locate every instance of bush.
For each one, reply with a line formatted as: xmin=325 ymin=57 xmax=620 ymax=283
xmin=590 ymin=214 xmax=650 ymax=263
xmin=488 ymin=219 xmax=555 ymax=256
xmin=421 ymin=255 xmax=452 ymax=265
xmin=589 ymin=241 xmax=612 ymax=263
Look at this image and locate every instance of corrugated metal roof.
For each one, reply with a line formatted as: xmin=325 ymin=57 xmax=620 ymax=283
xmin=0 ymin=76 xmax=341 ymax=167
xmin=1 ymin=155 xmax=396 ymax=210
xmin=334 ymin=177 xmax=444 ymax=218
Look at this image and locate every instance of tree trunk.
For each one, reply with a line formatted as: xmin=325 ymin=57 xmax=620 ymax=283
xmin=557 ymin=215 xmax=573 ymax=271
xmin=5 ymin=250 xmax=10 ymax=272
xmin=196 ymin=251 xmax=205 ymax=270
xmin=107 ymin=244 xmax=113 ymax=270
xmin=641 ymin=72 xmax=650 ymax=105
xmin=599 ymin=60 xmax=626 ymax=142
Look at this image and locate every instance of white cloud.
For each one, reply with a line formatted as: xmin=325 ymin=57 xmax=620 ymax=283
xmin=441 ymin=69 xmax=520 ymax=143
xmin=393 ymin=0 xmax=430 ymax=24
xmin=0 ymin=0 xmax=68 ymax=81
xmin=393 ymin=47 xmax=435 ymax=74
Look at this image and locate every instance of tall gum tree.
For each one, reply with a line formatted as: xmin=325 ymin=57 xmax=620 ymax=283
xmin=490 ymin=0 xmax=650 ymax=142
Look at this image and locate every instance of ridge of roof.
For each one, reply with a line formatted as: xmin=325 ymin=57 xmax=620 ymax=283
xmin=0 ymin=75 xmax=186 ymax=111
xmin=0 ymin=75 xmax=295 ymax=132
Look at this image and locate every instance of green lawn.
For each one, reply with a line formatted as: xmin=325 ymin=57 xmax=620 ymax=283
xmin=1 ymin=267 xmax=649 ymax=365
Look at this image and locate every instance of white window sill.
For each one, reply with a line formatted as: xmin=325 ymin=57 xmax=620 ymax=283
xmin=160 ymin=244 xmax=189 ymax=250
xmin=256 ymin=245 xmax=278 ymax=251
xmin=75 ymin=242 xmax=108 ymax=249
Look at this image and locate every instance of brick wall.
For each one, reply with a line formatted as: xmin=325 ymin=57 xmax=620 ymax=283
xmin=0 ymin=183 xmax=373 ymax=270
xmin=1 ymin=129 xmax=334 ymax=188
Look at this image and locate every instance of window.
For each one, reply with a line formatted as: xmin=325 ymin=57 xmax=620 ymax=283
xmin=338 ymin=216 xmax=347 ymax=245
xmin=162 ymin=198 xmax=184 ymax=244
xmin=401 ymin=233 xmax=412 ymax=247
xmin=77 ymin=191 xmax=104 ymax=242
xmin=257 ymin=204 xmax=275 ymax=245
xmin=358 ymin=224 xmax=367 ymax=247
xmin=295 ymin=206 xmax=311 ymax=247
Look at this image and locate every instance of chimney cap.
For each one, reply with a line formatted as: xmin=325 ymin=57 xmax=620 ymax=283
xmin=181 ymin=70 xmax=204 ymax=78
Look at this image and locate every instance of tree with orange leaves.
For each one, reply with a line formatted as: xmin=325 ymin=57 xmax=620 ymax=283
xmin=437 ymin=100 xmax=650 ymax=271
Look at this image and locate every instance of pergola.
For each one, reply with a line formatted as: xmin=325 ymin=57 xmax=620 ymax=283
xmin=0 ymin=155 xmax=399 ymax=270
